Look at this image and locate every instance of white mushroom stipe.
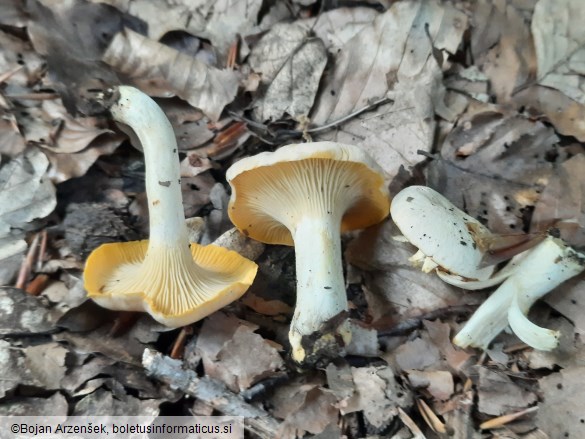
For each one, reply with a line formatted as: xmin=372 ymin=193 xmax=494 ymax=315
xmin=453 ymin=236 xmax=585 ymax=350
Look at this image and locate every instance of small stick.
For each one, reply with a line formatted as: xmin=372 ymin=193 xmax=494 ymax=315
xmin=15 ymin=233 xmax=40 ymax=290
xmin=25 ymin=274 xmax=51 ymax=296
xmin=480 ymin=406 xmax=538 ymax=430
xmin=398 ymin=407 xmax=427 ymax=439
xmin=143 ymin=349 xmax=281 ymax=439
xmin=416 ymin=398 xmax=447 ymax=434
xmin=37 ymin=229 xmax=48 ymax=272
xmin=5 ymin=93 xmax=60 ymax=100
xmin=109 ymin=312 xmax=141 ymax=337
xmin=170 ymin=325 xmax=193 ymax=359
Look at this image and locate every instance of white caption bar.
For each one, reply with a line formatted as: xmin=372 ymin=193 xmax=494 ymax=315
xmin=0 ymin=416 xmax=243 ymax=439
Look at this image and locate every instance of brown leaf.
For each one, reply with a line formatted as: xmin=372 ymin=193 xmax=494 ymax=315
xmin=44 ymin=133 xmax=123 ymax=183
xmin=470 ymin=0 xmax=535 ymax=102
xmin=531 ymin=154 xmax=585 ymax=247
xmin=103 ymin=28 xmax=239 ymax=121
xmin=249 ymin=22 xmax=327 ymax=121
xmin=311 ymin=1 xmax=467 ymax=181
xmin=406 ymin=370 xmax=454 ymax=401
xmin=196 ymin=313 xmax=284 ymax=392
xmin=343 ymin=365 xmax=411 ymax=429
xmin=532 ymin=0 xmax=585 ymax=104
xmin=271 ymin=375 xmax=338 ymax=438
xmin=428 ymin=105 xmax=560 ymax=234
xmin=23 ymin=343 xmax=68 ymax=390
xmin=477 ymin=368 xmax=537 ymax=416
xmin=301 ymin=7 xmax=378 ymax=54
xmin=536 ymin=366 xmax=585 ymax=438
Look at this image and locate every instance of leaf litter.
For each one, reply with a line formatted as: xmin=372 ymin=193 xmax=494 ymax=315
xmin=1 ymin=0 xmax=585 ymax=437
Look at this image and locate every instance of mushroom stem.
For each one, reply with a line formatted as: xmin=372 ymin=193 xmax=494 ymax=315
xmin=453 ymin=236 xmax=585 ymax=350
xmin=289 ymin=214 xmax=349 ymax=362
xmin=109 ymin=86 xmax=187 ymax=248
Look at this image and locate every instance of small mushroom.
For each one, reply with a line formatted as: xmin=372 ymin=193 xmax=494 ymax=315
xmin=453 ymin=235 xmax=584 ymax=350
xmin=83 ymin=86 xmax=257 ymax=327
xmin=390 ymin=185 xmax=498 ymax=282
xmin=226 ymin=142 xmax=390 ymax=363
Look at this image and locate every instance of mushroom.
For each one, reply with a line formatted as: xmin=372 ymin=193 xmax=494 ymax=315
xmin=226 ymin=142 xmax=390 ymax=362
xmin=391 ymin=186 xmax=585 ymax=350
xmin=453 ymin=235 xmax=584 ymax=350
xmin=83 ymin=86 xmax=257 ymax=327
xmin=390 ymin=185 xmax=500 ymax=283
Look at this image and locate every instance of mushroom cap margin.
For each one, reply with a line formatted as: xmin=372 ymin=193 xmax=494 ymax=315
xmin=83 ymin=240 xmax=258 ymax=327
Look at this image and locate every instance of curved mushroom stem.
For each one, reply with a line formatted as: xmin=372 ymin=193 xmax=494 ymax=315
xmin=289 ymin=215 xmax=350 ymax=363
xmin=453 ymin=236 xmax=585 ymax=351
xmin=109 ymin=86 xmax=188 ymax=248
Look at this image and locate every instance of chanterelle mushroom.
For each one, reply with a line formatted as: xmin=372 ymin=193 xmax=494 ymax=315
xmin=83 ymin=86 xmax=257 ymax=327
xmin=226 ymin=142 xmax=390 ymax=363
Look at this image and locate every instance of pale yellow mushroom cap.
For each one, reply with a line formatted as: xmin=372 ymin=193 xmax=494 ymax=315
xmin=83 ymin=240 xmax=258 ymax=327
xmin=227 ymin=141 xmax=391 ymax=245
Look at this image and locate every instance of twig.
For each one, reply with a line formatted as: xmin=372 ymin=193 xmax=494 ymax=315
xmin=480 ymin=406 xmax=538 ymax=430
xmin=15 ymin=233 xmax=41 ymax=290
xmin=143 ymin=349 xmax=280 ymax=439
xmin=377 ymin=305 xmax=476 ymax=337
xmin=306 ymin=97 xmax=393 ymax=134
xmin=37 ymin=229 xmax=48 ymax=272
xmin=228 ymin=96 xmax=393 ymax=142
xmin=170 ymin=326 xmax=193 ymax=359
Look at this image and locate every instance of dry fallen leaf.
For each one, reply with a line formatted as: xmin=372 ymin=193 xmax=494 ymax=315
xmin=301 ymin=7 xmax=378 ymax=54
xmin=428 ymin=105 xmax=560 ymax=234
xmin=271 ymin=375 xmax=338 ymax=438
xmin=470 ymin=0 xmax=535 ymax=102
xmin=536 ymin=366 xmax=585 ymax=438
xmin=311 ymin=0 xmax=468 ymax=181
xmin=195 ymin=312 xmax=284 ymax=392
xmin=343 ymin=365 xmax=411 ymax=429
xmin=23 ymin=343 xmax=68 ymax=390
xmin=103 ymin=28 xmax=239 ymax=121
xmin=248 ymin=22 xmax=327 ymax=122
xmin=477 ymin=368 xmax=537 ymax=416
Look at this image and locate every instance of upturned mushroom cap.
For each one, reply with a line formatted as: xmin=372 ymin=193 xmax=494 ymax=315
xmin=226 ymin=142 xmax=390 ymax=245
xmin=83 ymin=86 xmax=257 ymax=327
xmin=390 ymin=185 xmax=494 ymax=280
xmin=84 ymin=241 xmax=257 ymax=327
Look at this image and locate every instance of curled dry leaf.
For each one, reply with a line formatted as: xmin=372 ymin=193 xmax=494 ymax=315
xmin=17 ymin=99 xmax=113 ymax=154
xmin=311 ymin=0 xmax=467 ymax=181
xmin=346 ymin=220 xmax=471 ymax=322
xmin=103 ymin=28 xmax=239 ymax=121
xmin=248 ymin=22 xmax=327 ymax=121
xmin=44 ymin=133 xmax=124 ymax=183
